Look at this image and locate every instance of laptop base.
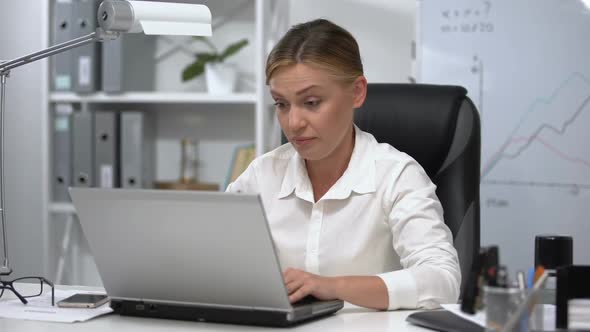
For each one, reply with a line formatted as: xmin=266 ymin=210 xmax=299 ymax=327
xmin=111 ymin=299 xmax=341 ymax=327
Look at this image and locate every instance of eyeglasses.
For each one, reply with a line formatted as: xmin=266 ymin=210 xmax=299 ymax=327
xmin=0 ymin=276 xmax=55 ymax=306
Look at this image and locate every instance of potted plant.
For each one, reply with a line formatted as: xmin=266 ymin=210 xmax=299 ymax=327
xmin=182 ymin=37 xmax=249 ymax=95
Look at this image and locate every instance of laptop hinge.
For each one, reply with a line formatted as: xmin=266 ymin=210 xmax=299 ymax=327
xmin=111 ymin=297 xmax=293 ymax=313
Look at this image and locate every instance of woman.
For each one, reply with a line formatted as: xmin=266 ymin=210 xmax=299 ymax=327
xmin=227 ymin=19 xmax=460 ymax=311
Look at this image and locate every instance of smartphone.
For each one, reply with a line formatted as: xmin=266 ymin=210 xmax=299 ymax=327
xmin=57 ymin=293 xmax=109 ymax=308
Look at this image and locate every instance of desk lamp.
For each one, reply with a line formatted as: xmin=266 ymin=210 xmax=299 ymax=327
xmin=0 ymin=0 xmax=212 ymax=276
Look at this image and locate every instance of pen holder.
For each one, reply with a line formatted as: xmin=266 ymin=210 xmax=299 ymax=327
xmin=484 ymin=286 xmax=544 ymax=332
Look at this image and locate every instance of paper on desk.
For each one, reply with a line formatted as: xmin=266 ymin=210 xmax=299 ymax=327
xmin=0 ymin=289 xmax=113 ymax=323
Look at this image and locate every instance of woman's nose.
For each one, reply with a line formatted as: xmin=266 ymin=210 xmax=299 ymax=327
xmin=288 ymin=106 xmax=306 ymax=132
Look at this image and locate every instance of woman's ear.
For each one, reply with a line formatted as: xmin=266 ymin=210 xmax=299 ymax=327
xmin=352 ymin=76 xmax=368 ymax=109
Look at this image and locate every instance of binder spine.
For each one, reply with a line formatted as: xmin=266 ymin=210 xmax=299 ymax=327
xmin=72 ymin=110 xmax=94 ymax=187
xmin=72 ymin=0 xmax=101 ymax=93
xmin=52 ymin=0 xmax=74 ymax=91
xmin=94 ymin=110 xmax=120 ymax=188
xmin=52 ymin=104 xmax=74 ymax=201
xmin=121 ymin=111 xmax=155 ymax=189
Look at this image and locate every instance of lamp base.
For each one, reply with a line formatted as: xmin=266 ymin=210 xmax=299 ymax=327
xmin=0 ymin=265 xmax=12 ymax=276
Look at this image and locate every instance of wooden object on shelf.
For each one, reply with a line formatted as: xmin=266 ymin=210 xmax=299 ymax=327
xmin=179 ymin=138 xmax=198 ymax=184
xmin=226 ymin=144 xmax=256 ymax=186
xmin=153 ymin=181 xmax=219 ymax=191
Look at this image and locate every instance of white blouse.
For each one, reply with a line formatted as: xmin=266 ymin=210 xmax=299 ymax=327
xmin=226 ymin=126 xmax=460 ymax=310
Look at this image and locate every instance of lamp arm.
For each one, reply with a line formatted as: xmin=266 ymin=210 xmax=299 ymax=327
xmin=0 ymin=73 xmax=8 ymax=276
xmin=0 ymin=28 xmax=119 ymax=74
xmin=0 ymin=27 xmax=119 ymax=276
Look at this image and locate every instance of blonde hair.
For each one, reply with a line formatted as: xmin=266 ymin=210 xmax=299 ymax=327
xmin=265 ymin=19 xmax=364 ymax=85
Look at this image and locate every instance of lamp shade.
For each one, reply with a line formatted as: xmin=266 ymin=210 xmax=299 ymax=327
xmin=98 ymin=0 xmax=212 ymax=36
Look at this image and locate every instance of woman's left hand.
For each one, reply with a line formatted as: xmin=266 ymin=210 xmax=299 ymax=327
xmin=282 ymin=268 xmax=340 ymax=303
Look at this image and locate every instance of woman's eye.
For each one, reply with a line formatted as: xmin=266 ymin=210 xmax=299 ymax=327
xmin=274 ymin=101 xmax=286 ymax=109
xmin=305 ymin=100 xmax=321 ymax=107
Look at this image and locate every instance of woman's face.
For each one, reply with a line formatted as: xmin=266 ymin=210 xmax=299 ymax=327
xmin=269 ymin=63 xmax=366 ymax=161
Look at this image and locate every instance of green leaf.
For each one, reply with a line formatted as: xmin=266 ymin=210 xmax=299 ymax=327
xmin=182 ymin=53 xmax=222 ymax=82
xmin=182 ymin=39 xmax=247 ymax=81
xmin=182 ymin=60 xmax=206 ymax=82
xmin=195 ymin=52 xmax=219 ymax=63
xmin=220 ymin=39 xmax=249 ymax=62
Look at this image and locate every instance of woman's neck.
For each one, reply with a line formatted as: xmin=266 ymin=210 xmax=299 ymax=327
xmin=305 ymin=126 xmax=355 ymax=202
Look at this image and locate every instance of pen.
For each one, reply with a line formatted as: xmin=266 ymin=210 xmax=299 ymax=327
xmin=527 ymin=267 xmax=535 ymax=288
xmin=516 ymin=271 xmax=526 ymax=291
xmin=533 ymin=266 xmax=545 ymax=284
xmin=516 ymin=270 xmax=529 ymax=332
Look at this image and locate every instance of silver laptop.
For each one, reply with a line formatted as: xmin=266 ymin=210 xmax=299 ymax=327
xmin=69 ymin=188 xmax=343 ymax=326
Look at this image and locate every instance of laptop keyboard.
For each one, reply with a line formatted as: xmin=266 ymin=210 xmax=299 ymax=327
xmin=293 ymin=295 xmax=321 ymax=307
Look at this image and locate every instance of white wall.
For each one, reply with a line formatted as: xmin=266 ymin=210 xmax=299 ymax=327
xmin=289 ymin=0 xmax=417 ymax=83
xmin=0 ymin=0 xmax=48 ymax=278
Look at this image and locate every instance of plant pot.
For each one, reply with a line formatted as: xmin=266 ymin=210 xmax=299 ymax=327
xmin=205 ymin=62 xmax=238 ymax=95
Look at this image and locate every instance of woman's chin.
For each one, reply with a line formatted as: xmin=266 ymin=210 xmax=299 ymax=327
xmin=295 ymin=149 xmax=325 ymax=162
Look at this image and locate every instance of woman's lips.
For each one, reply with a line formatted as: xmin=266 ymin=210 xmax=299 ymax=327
xmin=292 ymin=137 xmax=316 ymax=146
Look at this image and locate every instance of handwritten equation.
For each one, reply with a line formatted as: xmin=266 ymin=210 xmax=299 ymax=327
xmin=439 ymin=1 xmax=494 ymax=34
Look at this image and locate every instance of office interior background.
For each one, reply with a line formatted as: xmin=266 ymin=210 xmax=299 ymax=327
xmin=0 ymin=0 xmax=588 ymax=286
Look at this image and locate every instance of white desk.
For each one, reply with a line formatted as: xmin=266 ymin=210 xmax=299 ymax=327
xmin=0 ymin=284 xmax=429 ymax=332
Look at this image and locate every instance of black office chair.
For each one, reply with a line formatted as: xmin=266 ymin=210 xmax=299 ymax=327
xmin=355 ymin=83 xmax=481 ymax=296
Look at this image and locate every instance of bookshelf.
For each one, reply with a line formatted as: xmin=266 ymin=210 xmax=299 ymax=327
xmin=43 ymin=0 xmax=287 ymax=286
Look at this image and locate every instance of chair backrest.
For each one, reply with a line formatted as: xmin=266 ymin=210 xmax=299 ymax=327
xmin=355 ymin=83 xmax=481 ymax=296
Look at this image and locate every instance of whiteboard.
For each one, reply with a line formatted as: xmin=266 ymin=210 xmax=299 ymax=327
xmin=417 ymin=0 xmax=590 ymax=273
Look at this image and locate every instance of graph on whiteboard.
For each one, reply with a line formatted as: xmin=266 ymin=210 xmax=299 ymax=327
xmin=482 ymin=72 xmax=590 ymax=190
xmin=417 ymin=0 xmax=590 ymax=272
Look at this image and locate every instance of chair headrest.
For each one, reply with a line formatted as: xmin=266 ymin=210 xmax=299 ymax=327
xmin=355 ymin=83 xmax=468 ymax=178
